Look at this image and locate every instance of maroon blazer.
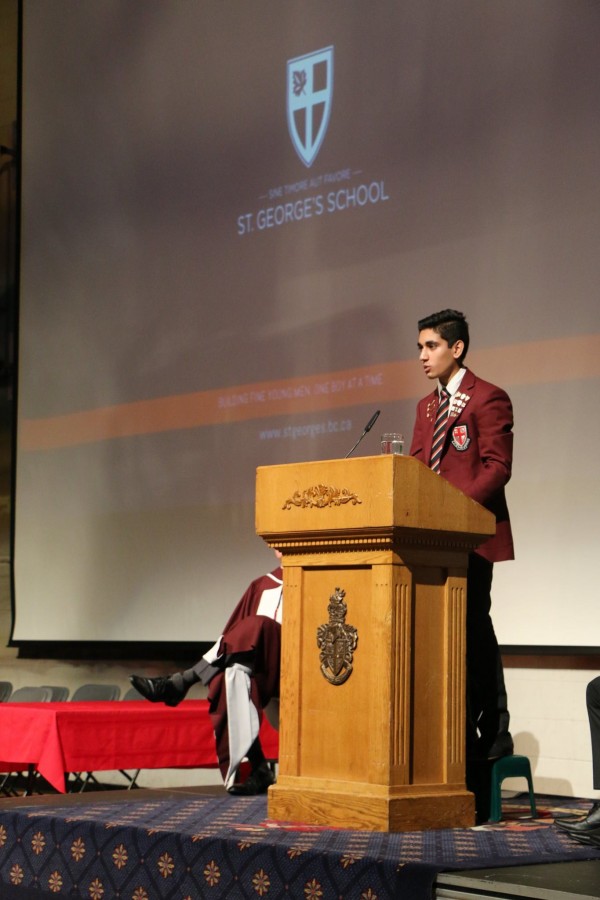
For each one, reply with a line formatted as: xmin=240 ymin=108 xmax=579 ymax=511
xmin=409 ymin=369 xmax=514 ymax=563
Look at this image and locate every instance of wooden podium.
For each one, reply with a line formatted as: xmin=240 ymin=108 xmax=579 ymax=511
xmin=255 ymin=455 xmax=496 ymax=832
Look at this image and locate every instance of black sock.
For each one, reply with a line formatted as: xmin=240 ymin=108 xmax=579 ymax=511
xmin=179 ymin=669 xmax=200 ymax=687
xmin=170 ymin=671 xmax=198 ymax=693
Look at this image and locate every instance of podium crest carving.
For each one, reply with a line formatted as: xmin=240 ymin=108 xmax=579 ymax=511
xmin=317 ymin=587 xmax=358 ymax=685
xmin=282 ymin=484 xmax=362 ymax=510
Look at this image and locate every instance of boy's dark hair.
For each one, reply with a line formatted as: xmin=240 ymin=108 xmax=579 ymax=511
xmin=417 ymin=309 xmax=470 ymax=363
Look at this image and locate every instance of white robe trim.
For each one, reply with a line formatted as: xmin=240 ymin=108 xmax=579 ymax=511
xmin=223 ymin=663 xmax=260 ymax=790
xmin=256 ymin=585 xmax=283 ymax=623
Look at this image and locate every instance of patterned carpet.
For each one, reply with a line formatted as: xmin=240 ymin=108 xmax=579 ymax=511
xmin=0 ymin=793 xmax=597 ymax=899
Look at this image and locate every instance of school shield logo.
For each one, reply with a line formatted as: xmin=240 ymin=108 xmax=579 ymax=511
xmin=451 ymin=424 xmax=471 ymax=451
xmin=287 ymin=46 xmax=334 ymax=168
xmin=316 ymin=586 xmax=358 ymax=685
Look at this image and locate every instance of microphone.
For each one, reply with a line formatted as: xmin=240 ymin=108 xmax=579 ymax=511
xmin=344 ymin=409 xmax=380 ymax=458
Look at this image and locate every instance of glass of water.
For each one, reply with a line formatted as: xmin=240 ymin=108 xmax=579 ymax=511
xmin=380 ymin=433 xmax=404 ymax=455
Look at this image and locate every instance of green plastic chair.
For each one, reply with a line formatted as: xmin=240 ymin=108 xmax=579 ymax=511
xmin=489 ymin=754 xmax=537 ymax=822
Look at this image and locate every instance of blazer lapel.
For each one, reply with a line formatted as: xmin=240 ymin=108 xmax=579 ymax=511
xmin=448 ymin=369 xmax=476 ymax=425
xmin=428 ymin=370 xmax=476 ymax=460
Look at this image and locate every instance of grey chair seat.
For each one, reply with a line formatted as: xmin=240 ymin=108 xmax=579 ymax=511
xmin=70 ymin=683 xmax=121 ymax=702
xmin=8 ymin=686 xmax=53 ymax=703
xmin=41 ymin=685 xmax=70 ymax=701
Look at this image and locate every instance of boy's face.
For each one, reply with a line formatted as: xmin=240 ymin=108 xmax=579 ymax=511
xmin=417 ymin=328 xmax=464 ymax=385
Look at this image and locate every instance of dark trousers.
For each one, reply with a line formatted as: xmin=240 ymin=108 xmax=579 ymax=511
xmin=586 ymin=676 xmax=600 ymax=790
xmin=466 ymin=552 xmax=510 ymax=754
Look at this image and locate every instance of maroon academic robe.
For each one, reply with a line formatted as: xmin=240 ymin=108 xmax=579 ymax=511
xmin=195 ymin=568 xmax=283 ymax=784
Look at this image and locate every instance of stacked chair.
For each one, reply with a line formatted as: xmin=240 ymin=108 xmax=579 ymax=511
xmin=41 ymin=685 xmax=70 ymax=701
xmin=7 ymin=686 xmax=53 ymax=703
xmin=68 ymin=684 xmax=122 ymax=792
xmin=71 ymin=683 xmax=120 ymax=703
xmin=0 ymin=681 xmax=149 ymax=796
xmin=1 ymin=685 xmax=55 ymax=795
xmin=119 ymin=685 xmax=146 ymax=787
xmin=123 ymin=685 xmax=145 ymax=701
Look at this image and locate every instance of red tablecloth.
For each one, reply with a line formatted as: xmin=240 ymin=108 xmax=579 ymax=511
xmin=0 ymin=700 xmax=278 ymax=793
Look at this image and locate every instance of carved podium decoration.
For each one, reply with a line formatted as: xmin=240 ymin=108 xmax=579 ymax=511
xmin=282 ymin=483 xmax=362 ymax=510
xmin=316 ymin=587 xmax=358 ymax=685
xmin=255 ymin=455 xmax=496 ymax=832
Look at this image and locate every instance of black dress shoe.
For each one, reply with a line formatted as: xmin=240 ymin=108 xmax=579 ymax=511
xmin=227 ymin=762 xmax=275 ymax=796
xmin=555 ymin=801 xmax=600 ymax=835
xmin=571 ymin=832 xmax=600 ymax=847
xmin=129 ymin=674 xmax=186 ymax=707
xmin=485 ymin=732 xmax=514 ymax=761
xmin=558 ymin=828 xmax=600 ymax=849
xmin=583 ymin=831 xmax=600 ymax=848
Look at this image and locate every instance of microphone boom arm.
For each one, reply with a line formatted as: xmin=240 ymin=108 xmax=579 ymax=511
xmin=344 ymin=409 xmax=380 ymax=458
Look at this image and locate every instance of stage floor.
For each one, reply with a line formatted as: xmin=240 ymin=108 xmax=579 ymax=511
xmin=437 ymin=859 xmax=600 ymax=900
xmin=0 ymin=787 xmax=599 ymax=900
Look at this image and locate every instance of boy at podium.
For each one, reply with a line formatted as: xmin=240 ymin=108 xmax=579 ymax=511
xmin=131 ymin=551 xmax=283 ymax=795
xmin=410 ymin=309 xmax=514 ymax=764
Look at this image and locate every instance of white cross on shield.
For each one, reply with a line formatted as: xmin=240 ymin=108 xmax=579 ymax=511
xmin=287 ymin=46 xmax=334 ymax=168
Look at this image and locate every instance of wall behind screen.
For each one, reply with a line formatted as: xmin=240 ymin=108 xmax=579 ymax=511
xmin=14 ymin=1 xmax=600 ymax=647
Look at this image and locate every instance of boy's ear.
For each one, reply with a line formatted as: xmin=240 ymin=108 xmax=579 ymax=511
xmin=452 ymin=339 xmax=464 ymax=359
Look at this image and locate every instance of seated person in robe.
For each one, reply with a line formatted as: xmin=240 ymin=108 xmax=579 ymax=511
xmin=131 ymin=552 xmax=282 ymax=795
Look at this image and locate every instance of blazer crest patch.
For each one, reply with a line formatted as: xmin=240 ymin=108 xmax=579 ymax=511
xmin=451 ymin=424 xmax=471 ymax=451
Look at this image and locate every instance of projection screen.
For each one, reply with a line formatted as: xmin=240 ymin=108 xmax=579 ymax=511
xmin=13 ymin=0 xmax=600 ymax=650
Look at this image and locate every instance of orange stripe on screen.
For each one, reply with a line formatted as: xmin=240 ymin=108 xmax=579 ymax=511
xmin=19 ymin=336 xmax=599 ymax=452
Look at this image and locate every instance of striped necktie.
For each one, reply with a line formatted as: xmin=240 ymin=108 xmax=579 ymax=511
xmin=430 ymin=388 xmax=451 ymax=473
